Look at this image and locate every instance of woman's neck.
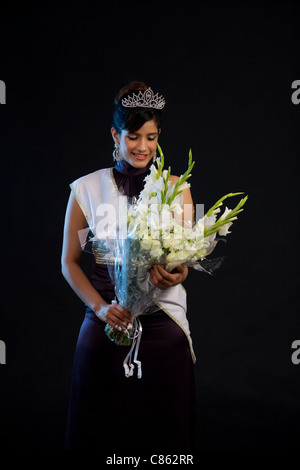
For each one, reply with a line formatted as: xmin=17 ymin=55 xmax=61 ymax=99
xmin=114 ymin=158 xmax=153 ymax=176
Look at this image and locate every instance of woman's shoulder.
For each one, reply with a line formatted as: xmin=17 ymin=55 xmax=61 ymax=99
xmin=169 ymin=174 xmax=179 ymax=184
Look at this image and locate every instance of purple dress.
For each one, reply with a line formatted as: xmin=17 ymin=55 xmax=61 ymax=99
xmin=64 ymin=160 xmax=197 ymax=451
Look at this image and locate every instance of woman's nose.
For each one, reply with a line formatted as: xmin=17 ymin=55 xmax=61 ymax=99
xmin=136 ymin=138 xmax=147 ymax=151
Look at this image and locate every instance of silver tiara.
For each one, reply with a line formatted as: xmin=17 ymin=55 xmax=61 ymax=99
xmin=121 ymin=87 xmax=166 ymax=109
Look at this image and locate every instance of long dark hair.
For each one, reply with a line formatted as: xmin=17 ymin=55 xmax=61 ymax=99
xmin=112 ymin=81 xmax=162 ymax=134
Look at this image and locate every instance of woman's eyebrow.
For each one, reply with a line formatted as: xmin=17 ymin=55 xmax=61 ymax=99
xmin=147 ymin=132 xmax=159 ymax=135
xmin=129 ymin=131 xmax=158 ymax=136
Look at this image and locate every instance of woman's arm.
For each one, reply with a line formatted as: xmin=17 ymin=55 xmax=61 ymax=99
xmin=61 ymin=192 xmax=132 ymax=329
xmin=149 ymin=175 xmax=194 ymax=290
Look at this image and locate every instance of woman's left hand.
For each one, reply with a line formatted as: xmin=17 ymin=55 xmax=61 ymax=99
xmin=149 ymin=264 xmax=188 ymax=290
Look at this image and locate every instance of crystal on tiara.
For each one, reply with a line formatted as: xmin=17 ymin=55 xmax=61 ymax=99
xmin=121 ymin=87 xmax=166 ymax=109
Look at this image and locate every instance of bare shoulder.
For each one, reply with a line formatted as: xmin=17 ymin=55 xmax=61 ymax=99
xmin=169 ymin=174 xmax=194 ymax=205
xmin=169 ymin=174 xmax=179 ymax=185
xmin=168 ymin=174 xmax=194 ymax=223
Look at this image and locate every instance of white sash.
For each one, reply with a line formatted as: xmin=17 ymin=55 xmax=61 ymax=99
xmin=70 ymin=168 xmax=196 ymax=363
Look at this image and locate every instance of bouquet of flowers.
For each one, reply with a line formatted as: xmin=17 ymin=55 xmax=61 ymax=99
xmin=93 ymin=144 xmax=247 ymax=378
xmin=125 ymin=145 xmax=247 ymax=272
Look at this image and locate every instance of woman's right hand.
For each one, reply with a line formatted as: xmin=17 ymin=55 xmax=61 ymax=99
xmin=95 ymin=301 xmax=133 ymax=333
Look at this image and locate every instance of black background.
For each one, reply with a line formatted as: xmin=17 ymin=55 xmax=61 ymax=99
xmin=0 ymin=1 xmax=299 ymax=451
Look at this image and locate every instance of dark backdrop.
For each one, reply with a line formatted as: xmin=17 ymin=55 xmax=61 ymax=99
xmin=0 ymin=1 xmax=299 ymax=451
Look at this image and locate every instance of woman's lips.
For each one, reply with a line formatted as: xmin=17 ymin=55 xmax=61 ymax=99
xmin=132 ymin=153 xmax=148 ymax=160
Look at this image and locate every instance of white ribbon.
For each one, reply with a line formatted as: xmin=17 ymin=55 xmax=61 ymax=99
xmin=123 ymin=317 xmax=143 ymax=379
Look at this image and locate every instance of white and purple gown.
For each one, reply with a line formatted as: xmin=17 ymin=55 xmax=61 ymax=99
xmin=64 ymin=159 xmax=197 ymax=451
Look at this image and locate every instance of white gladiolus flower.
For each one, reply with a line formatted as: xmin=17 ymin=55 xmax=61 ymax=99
xmin=143 ymin=165 xmax=158 ymax=183
xmin=163 ymin=233 xmax=182 ymax=249
xmin=170 ymin=203 xmax=183 ymax=215
xmin=212 ymin=207 xmax=221 ymax=214
xmin=152 ymin=177 xmax=165 ymax=192
xmin=166 ymin=249 xmax=192 ymax=268
xmin=160 ymin=205 xmax=173 ymax=230
xmin=146 ymin=204 xmax=173 ymax=233
xmin=147 ymin=206 xmax=159 ymax=230
xmin=148 ymin=192 xmax=162 ymax=205
xmin=219 ymin=207 xmax=232 ymax=219
xmin=218 ymin=207 xmax=237 ymax=236
xmin=140 ymin=238 xmax=153 ymax=250
xmin=218 ymin=222 xmax=233 ymax=236
xmin=170 ymin=194 xmax=183 ymax=214
xmin=149 ymin=239 xmax=163 ymax=260
xmin=196 ymin=213 xmax=217 ymax=242
xmin=178 ymin=181 xmax=190 ymax=192
xmin=135 ymin=203 xmax=148 ymax=219
xmin=203 ymin=213 xmax=217 ymax=228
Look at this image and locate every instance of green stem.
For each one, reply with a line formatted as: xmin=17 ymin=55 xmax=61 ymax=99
xmin=204 ymin=195 xmax=248 ymax=237
xmin=205 ymin=192 xmax=245 ymax=217
xmin=165 ymin=148 xmax=195 ymax=206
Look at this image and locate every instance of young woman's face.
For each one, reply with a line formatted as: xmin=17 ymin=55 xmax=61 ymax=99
xmin=112 ymin=120 xmax=160 ymax=168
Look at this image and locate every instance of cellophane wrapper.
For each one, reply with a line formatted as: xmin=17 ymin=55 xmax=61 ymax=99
xmin=92 ymin=195 xmax=161 ymax=347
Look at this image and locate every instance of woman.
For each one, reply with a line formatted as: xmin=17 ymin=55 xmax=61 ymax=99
xmin=61 ymin=81 xmax=197 ymax=452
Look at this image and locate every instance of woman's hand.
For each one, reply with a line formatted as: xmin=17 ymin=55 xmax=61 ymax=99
xmin=149 ymin=264 xmax=188 ymax=290
xmin=95 ymin=302 xmax=133 ymax=332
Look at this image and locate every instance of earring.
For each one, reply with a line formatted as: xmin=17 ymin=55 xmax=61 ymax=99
xmin=153 ymin=151 xmax=157 ymax=163
xmin=113 ymin=143 xmax=122 ymax=161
